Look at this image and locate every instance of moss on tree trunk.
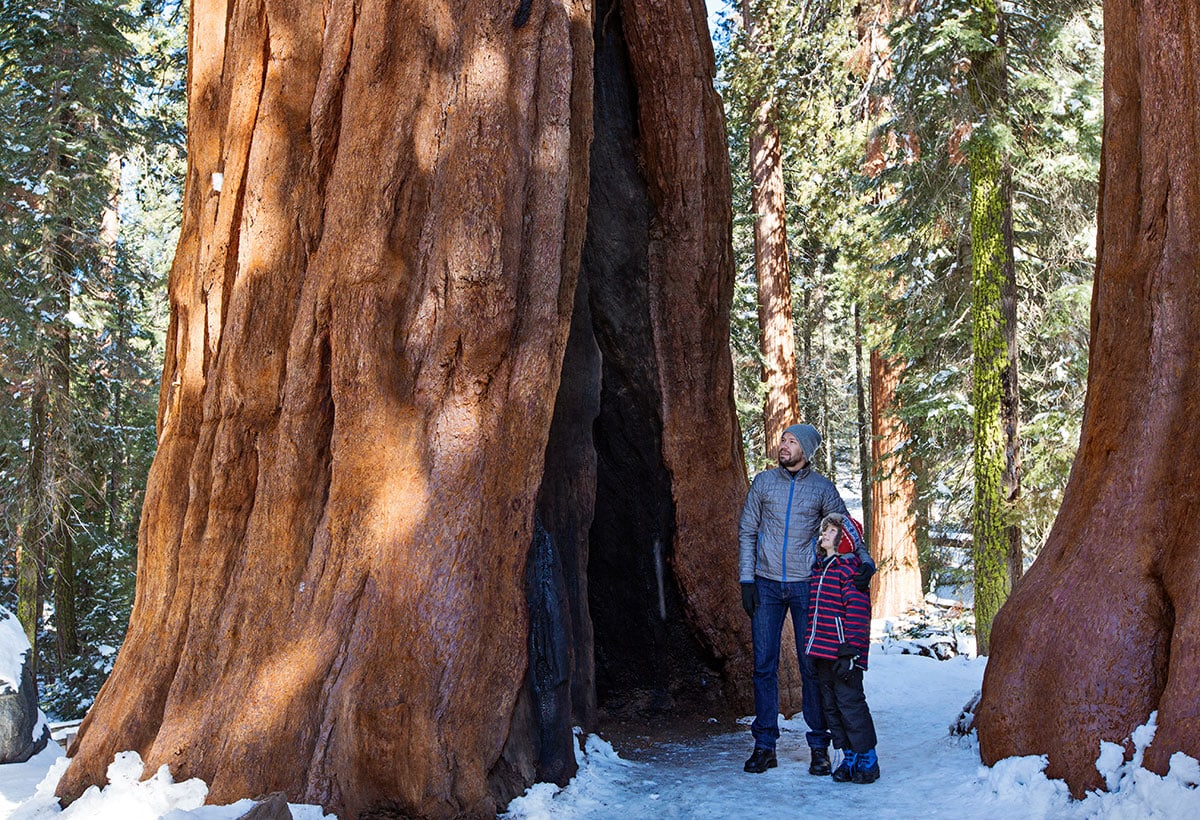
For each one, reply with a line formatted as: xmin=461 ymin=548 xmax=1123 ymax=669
xmin=967 ymin=0 xmax=1017 ymax=656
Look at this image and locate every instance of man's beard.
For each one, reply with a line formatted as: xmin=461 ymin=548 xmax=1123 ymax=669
xmin=778 ymin=451 xmax=805 ymax=470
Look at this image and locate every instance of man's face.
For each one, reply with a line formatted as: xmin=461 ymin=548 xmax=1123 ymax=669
xmin=778 ymin=432 xmax=807 ymax=470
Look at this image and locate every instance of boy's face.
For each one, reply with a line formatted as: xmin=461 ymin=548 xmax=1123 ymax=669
xmin=819 ymin=524 xmax=839 ymax=554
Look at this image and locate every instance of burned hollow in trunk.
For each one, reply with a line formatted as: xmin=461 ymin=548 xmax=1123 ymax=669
xmin=505 ymin=0 xmax=743 ymax=794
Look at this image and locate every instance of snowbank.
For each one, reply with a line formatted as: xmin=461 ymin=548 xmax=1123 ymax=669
xmin=0 ymin=613 xmax=28 ymax=695
xmin=1 ymin=748 xmax=333 ymax=820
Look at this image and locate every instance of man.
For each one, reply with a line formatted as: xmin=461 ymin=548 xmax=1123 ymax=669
xmin=738 ymin=423 xmax=874 ymax=775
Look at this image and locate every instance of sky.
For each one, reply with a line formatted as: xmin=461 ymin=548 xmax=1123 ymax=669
xmin=706 ymin=0 xmax=733 ymax=42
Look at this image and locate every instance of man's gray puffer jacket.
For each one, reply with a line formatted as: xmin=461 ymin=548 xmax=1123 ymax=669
xmin=738 ymin=465 xmax=872 ymax=583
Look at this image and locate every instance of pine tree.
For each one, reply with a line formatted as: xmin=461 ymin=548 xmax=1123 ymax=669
xmin=964 ymin=0 xmax=1017 ymax=655
xmin=735 ymin=0 xmax=801 ymax=455
xmin=872 ymin=0 xmax=1101 ymax=614
xmin=1 ymin=0 xmax=182 ymax=713
xmin=720 ymin=0 xmax=880 ymax=466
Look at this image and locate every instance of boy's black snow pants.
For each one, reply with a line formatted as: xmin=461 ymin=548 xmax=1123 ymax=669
xmin=813 ymin=657 xmax=878 ymax=753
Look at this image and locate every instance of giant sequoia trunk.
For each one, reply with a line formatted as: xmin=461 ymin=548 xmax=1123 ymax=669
xmin=869 ymin=350 xmax=922 ymax=619
xmin=57 ymin=1 xmax=750 ymax=817
xmin=977 ymin=0 xmax=1200 ymax=795
xmin=740 ymin=0 xmax=801 ymax=458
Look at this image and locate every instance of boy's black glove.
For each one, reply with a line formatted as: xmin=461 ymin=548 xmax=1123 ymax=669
xmin=741 ymin=582 xmax=759 ymax=617
xmin=835 ymin=642 xmax=861 ymax=681
xmin=853 ymin=562 xmax=875 ymax=592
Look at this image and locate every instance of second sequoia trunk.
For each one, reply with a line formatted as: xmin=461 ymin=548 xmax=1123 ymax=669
xmin=58 ymin=1 xmax=750 ymax=817
xmin=977 ymin=0 xmax=1200 ymax=796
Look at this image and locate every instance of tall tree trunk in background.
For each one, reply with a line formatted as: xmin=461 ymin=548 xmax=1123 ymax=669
xmin=855 ymin=303 xmax=871 ymax=543
xmin=49 ymin=257 xmax=78 ymax=666
xmin=869 ymin=349 xmax=922 ymax=618
xmin=1001 ymin=211 xmax=1022 ymax=590
xmin=820 ymin=318 xmax=833 ymax=475
xmin=57 ymin=1 xmax=750 ymax=816
xmin=51 ymin=515 xmax=78 ymax=666
xmin=106 ymin=316 xmax=126 ymax=540
xmin=967 ymin=0 xmax=1016 ymax=655
xmin=102 ymin=153 xmax=124 ymax=539
xmin=977 ymin=0 xmax=1200 ymax=795
xmin=850 ymin=0 xmax=894 ymax=546
xmin=24 ymin=94 xmax=82 ymax=670
xmin=801 ymin=286 xmax=813 ymax=404
xmin=16 ymin=381 xmax=48 ymax=658
xmin=740 ymin=0 xmax=800 ymax=457
xmin=911 ymin=452 xmax=931 ymax=586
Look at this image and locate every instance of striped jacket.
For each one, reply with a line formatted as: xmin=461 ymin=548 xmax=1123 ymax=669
xmin=804 ymin=550 xmax=871 ymax=669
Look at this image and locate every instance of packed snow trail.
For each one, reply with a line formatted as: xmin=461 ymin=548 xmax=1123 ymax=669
xmin=504 ymin=652 xmax=1200 ymax=820
xmin=505 ymin=652 xmax=995 ymax=819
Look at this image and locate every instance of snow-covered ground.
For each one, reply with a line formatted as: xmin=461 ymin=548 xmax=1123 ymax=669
xmin=0 ymin=746 xmax=333 ymax=820
xmin=503 ymin=651 xmax=1200 ymax=820
xmin=4 ymin=649 xmax=1198 ymax=818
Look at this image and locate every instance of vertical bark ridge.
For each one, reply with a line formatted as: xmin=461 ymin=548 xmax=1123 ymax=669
xmin=869 ymin=350 xmax=922 ymax=619
xmin=200 ymin=0 xmax=268 ymax=371
xmin=309 ymin=0 xmax=357 ymax=182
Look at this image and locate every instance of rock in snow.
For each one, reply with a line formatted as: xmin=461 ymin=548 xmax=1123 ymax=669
xmin=0 ymin=607 xmax=50 ymax=765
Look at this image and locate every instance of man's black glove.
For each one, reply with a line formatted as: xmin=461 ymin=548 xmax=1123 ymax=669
xmin=853 ymin=562 xmax=875 ymax=592
xmin=741 ymin=582 xmax=759 ymax=617
xmin=835 ymin=642 xmax=861 ymax=682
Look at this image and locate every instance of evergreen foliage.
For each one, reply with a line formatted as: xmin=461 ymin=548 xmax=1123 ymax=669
xmin=718 ymin=0 xmax=1102 ymax=600
xmin=719 ymin=0 xmax=883 ymax=472
xmin=875 ymin=0 xmax=1101 ymax=589
xmin=0 ymin=0 xmax=184 ymax=717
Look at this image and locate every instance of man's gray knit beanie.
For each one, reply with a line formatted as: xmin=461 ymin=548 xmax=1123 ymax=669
xmin=784 ymin=423 xmax=822 ymax=462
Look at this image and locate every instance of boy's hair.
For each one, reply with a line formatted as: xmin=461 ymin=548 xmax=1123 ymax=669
xmin=819 ymin=512 xmax=845 ymax=534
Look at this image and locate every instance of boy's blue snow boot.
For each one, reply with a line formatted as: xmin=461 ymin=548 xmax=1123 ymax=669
xmin=831 ymin=749 xmax=856 ymax=782
xmin=852 ymin=748 xmax=880 ymax=784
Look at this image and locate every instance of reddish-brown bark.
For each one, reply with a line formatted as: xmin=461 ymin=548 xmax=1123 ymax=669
xmin=869 ymin=350 xmax=922 ymax=619
xmin=977 ymin=0 xmax=1200 ymax=795
xmin=620 ymin=0 xmax=753 ymax=711
xmin=57 ymin=0 xmax=750 ymax=817
xmin=739 ymin=0 xmax=800 ymax=458
xmin=751 ymin=109 xmax=801 ymax=460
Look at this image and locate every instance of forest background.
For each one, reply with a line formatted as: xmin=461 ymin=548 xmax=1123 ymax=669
xmin=0 ymin=0 xmax=1102 ymax=719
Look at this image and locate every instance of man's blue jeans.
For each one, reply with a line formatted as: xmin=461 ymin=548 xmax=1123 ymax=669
xmin=750 ymin=577 xmax=830 ymax=751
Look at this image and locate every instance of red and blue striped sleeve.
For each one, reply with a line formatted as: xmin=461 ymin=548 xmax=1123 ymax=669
xmin=840 ymin=562 xmax=871 ymax=655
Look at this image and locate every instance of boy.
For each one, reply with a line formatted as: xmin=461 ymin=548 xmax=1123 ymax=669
xmin=804 ymin=512 xmax=880 ymax=783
